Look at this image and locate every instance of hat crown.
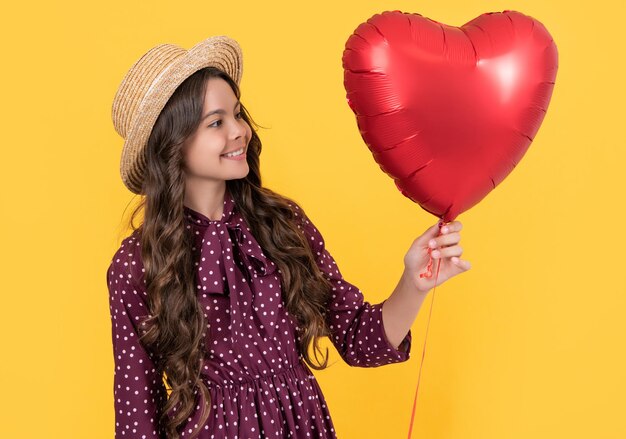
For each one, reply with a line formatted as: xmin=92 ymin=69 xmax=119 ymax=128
xmin=111 ymin=44 xmax=186 ymax=139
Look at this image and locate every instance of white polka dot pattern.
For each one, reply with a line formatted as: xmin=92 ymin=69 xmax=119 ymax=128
xmin=183 ymin=197 xmax=282 ymax=346
xmin=107 ymin=238 xmax=169 ymax=438
xmin=106 ymin=189 xmax=411 ymax=438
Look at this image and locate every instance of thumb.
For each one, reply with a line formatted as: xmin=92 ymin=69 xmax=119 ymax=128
xmin=419 ymin=221 xmax=442 ymax=245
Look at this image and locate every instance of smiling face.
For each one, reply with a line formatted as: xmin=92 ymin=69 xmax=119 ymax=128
xmin=182 ymin=77 xmax=252 ymax=186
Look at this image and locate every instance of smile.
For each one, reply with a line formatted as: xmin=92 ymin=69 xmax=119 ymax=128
xmin=221 ymin=147 xmax=245 ymax=158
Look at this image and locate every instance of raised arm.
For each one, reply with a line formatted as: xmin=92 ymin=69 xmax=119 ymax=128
xmin=293 ymin=205 xmax=412 ymax=367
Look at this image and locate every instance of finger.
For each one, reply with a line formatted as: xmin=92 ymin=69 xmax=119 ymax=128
xmin=442 ymin=220 xmax=463 ymax=234
xmin=431 ymin=244 xmax=463 ymax=259
xmin=428 ymin=232 xmax=460 ymax=249
xmin=451 ymin=257 xmax=471 ymax=270
xmin=418 ymin=221 xmax=443 ymax=245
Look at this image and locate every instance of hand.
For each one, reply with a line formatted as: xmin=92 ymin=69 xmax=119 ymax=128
xmin=402 ymin=220 xmax=471 ymax=294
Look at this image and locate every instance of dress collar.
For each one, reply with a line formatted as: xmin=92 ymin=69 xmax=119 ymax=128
xmin=181 ymin=187 xmax=281 ymax=343
xmin=183 ymin=187 xmax=236 ymax=226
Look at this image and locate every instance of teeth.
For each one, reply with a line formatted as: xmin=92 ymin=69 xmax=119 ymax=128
xmin=222 ymin=147 xmax=244 ymax=157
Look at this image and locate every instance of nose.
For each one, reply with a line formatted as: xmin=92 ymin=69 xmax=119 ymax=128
xmin=230 ymin=119 xmax=247 ymax=141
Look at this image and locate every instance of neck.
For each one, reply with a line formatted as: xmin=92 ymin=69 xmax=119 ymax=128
xmin=183 ymin=179 xmax=227 ymax=221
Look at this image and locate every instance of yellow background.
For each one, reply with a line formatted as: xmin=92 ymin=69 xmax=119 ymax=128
xmin=1 ymin=0 xmax=624 ymax=437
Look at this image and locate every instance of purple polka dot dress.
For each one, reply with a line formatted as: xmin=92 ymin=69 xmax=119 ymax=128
xmin=107 ymin=188 xmax=412 ymax=438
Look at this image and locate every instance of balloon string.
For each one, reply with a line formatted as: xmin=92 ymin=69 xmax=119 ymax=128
xmin=407 ymin=220 xmax=445 ymax=439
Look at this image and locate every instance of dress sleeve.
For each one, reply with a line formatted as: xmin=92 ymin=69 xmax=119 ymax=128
xmin=107 ymin=235 xmax=168 ymax=438
xmin=293 ymin=205 xmax=412 ymax=367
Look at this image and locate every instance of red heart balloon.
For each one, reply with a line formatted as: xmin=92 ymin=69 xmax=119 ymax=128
xmin=342 ymin=10 xmax=558 ymax=222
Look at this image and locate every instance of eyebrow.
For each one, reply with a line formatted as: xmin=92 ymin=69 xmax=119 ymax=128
xmin=201 ymin=100 xmax=241 ymax=121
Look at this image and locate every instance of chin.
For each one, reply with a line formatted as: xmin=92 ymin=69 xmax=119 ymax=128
xmin=230 ymin=163 xmax=250 ymax=179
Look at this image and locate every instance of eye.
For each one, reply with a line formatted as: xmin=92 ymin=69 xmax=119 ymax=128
xmin=208 ymin=110 xmax=244 ymax=128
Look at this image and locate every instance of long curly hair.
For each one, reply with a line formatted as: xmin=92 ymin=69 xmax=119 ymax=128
xmin=122 ymin=66 xmax=334 ymax=438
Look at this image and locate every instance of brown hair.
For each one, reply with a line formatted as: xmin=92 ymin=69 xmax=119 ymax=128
xmin=123 ymin=66 xmax=334 ymax=438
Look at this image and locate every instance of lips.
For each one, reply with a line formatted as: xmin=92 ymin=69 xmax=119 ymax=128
xmin=221 ymin=146 xmax=246 ymax=156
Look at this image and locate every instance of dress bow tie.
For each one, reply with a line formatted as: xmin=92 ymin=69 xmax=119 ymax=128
xmin=184 ymin=197 xmax=282 ymax=345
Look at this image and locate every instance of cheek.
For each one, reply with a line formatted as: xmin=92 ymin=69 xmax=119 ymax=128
xmin=184 ymin=138 xmax=224 ymax=171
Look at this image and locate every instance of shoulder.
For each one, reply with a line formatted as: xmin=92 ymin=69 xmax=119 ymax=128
xmin=284 ymin=199 xmax=313 ymax=227
xmin=284 ymin=199 xmax=325 ymax=253
xmin=106 ymin=230 xmax=152 ymax=329
xmin=285 ymin=200 xmax=305 ymax=224
xmin=107 ymin=229 xmax=146 ymax=293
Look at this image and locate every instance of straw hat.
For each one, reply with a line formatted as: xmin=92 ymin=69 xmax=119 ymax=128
xmin=111 ymin=35 xmax=243 ymax=194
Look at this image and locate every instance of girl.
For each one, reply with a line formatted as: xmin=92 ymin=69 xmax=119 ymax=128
xmin=107 ymin=35 xmax=470 ymax=439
